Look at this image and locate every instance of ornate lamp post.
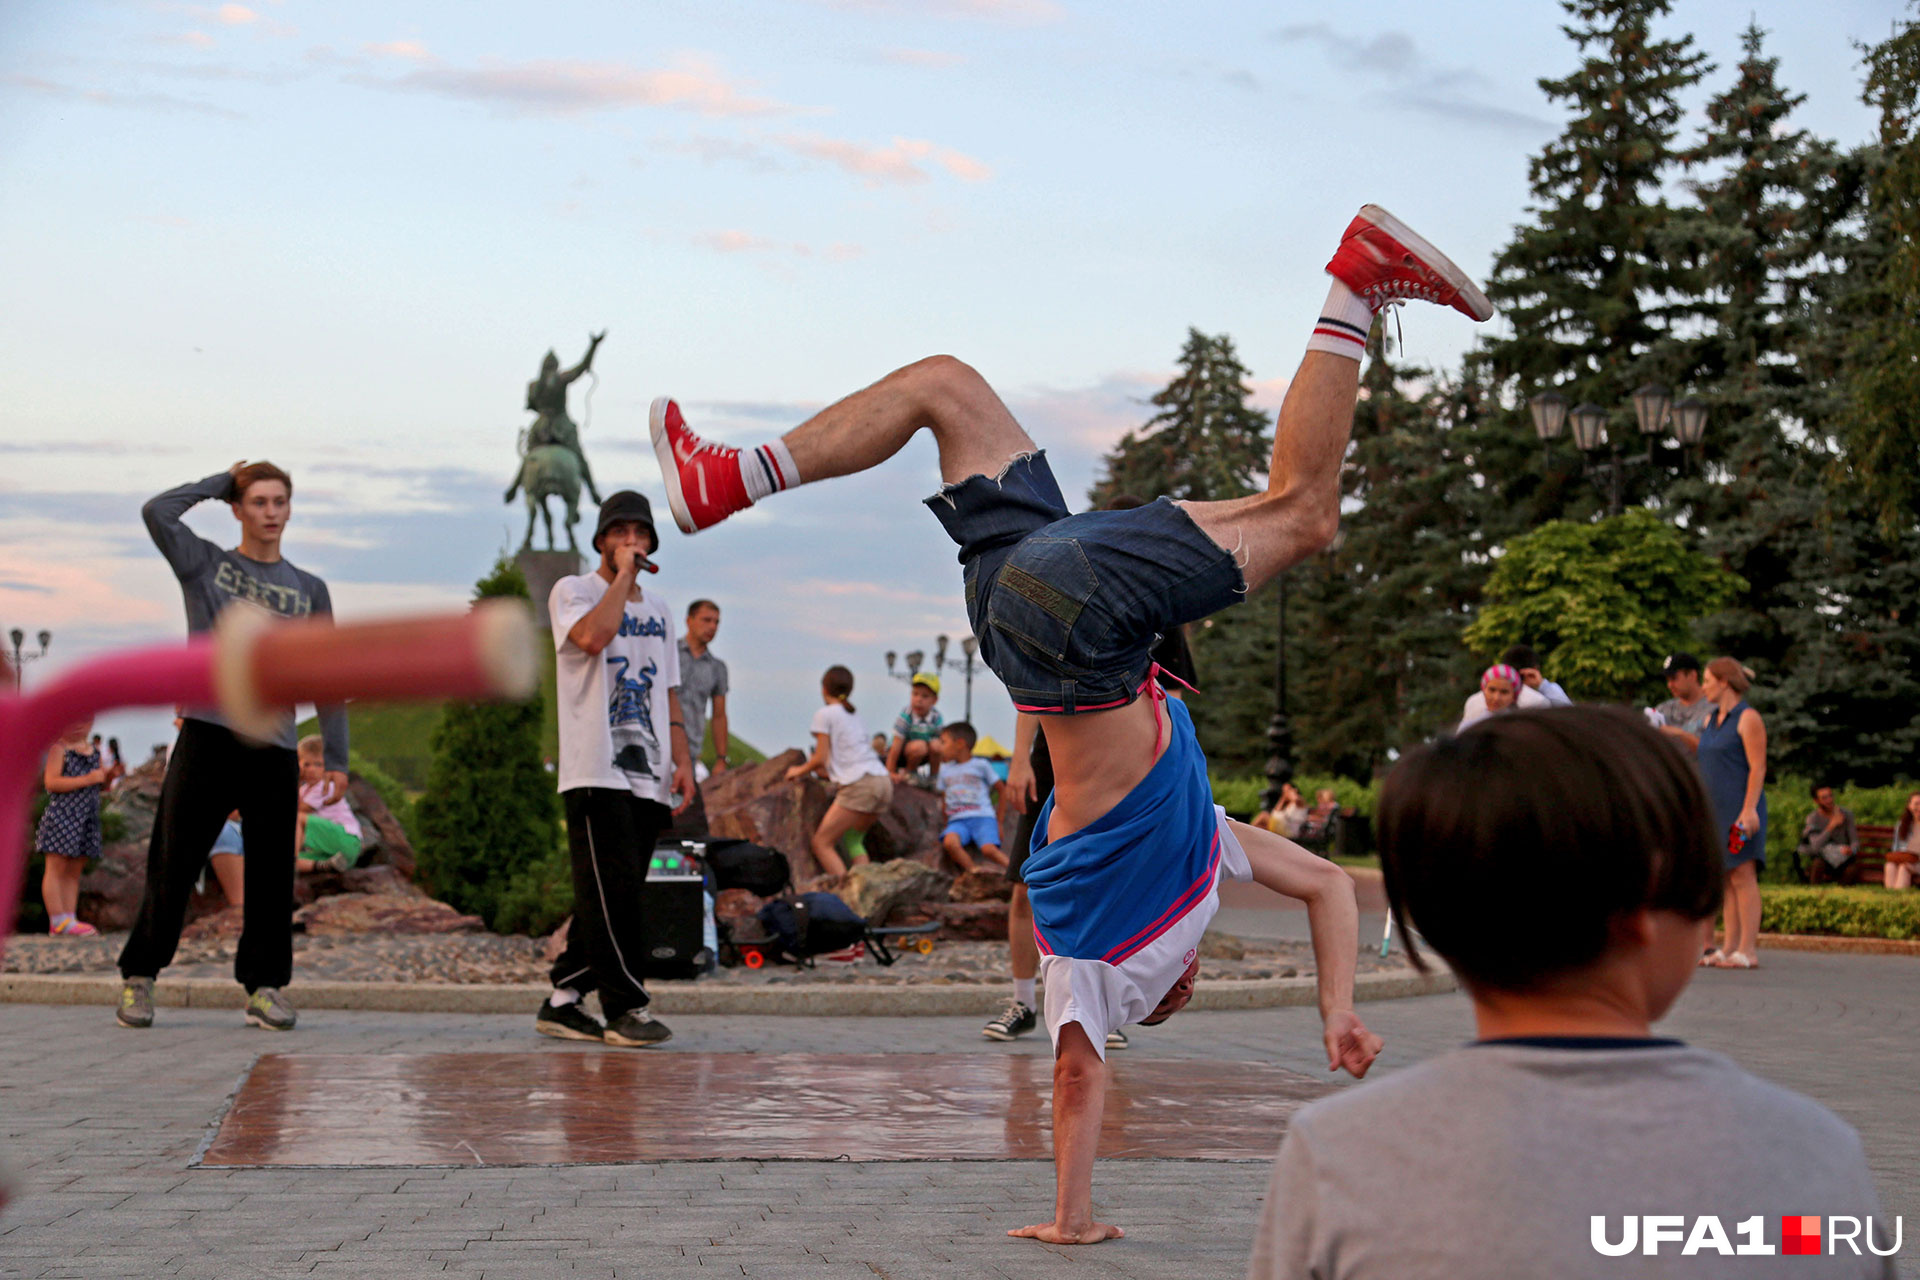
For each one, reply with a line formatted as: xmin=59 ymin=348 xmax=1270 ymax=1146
xmin=886 ymin=635 xmax=981 ymax=721
xmin=6 ymin=628 xmax=51 ymax=693
xmin=1530 ymin=385 xmax=1709 ymax=516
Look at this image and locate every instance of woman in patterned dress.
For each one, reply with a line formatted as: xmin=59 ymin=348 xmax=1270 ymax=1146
xmin=37 ymin=720 xmax=122 ymax=936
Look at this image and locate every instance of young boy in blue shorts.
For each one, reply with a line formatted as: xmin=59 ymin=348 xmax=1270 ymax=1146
xmin=653 ymin=205 xmax=1493 ymax=1244
xmin=933 ymin=722 xmax=1007 ymax=874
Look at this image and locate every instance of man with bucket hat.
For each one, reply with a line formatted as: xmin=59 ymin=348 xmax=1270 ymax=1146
xmin=536 ymin=489 xmax=695 ymax=1048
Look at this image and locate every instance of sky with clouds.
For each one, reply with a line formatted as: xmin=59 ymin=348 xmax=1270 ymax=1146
xmin=0 ymin=0 xmax=1899 ymax=764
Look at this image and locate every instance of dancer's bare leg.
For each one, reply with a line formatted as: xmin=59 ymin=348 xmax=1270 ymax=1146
xmin=1179 ymin=351 xmax=1358 ymax=594
xmin=781 ymin=356 xmax=1036 ymax=486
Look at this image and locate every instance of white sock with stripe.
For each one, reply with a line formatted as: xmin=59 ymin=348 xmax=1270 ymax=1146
xmin=1014 ymin=977 xmax=1036 ymax=1008
xmin=738 ymin=437 xmax=801 ymax=503
xmin=1306 ymin=278 xmax=1377 ymax=362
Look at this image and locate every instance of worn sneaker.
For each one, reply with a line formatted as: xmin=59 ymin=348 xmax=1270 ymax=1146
xmin=603 ymin=1007 xmax=673 ymax=1048
xmin=1326 ymin=205 xmax=1493 ymax=322
xmin=52 ymin=917 xmax=99 ymax=937
xmin=981 ymin=998 xmax=1038 ymax=1042
xmin=817 ymin=941 xmax=867 ymax=964
xmin=245 ymin=987 xmax=297 ymax=1031
xmin=535 ymin=997 xmax=605 ymax=1042
xmin=1105 ymin=1029 xmax=1130 ymax=1051
xmin=116 ymin=977 xmax=154 ymax=1029
xmin=651 ymin=397 xmax=752 ymax=534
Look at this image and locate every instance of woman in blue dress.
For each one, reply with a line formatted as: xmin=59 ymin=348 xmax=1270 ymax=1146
xmin=1694 ymin=657 xmax=1768 ymax=969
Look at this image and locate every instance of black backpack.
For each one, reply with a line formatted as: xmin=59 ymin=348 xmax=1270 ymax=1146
xmin=756 ymin=892 xmax=869 ymax=962
xmin=704 ymin=840 xmax=792 ymax=898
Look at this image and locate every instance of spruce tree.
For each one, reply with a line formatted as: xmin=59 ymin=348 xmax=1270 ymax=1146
xmin=1837 ymin=7 xmax=1920 ymax=531
xmin=1090 ymin=329 xmax=1271 ymax=505
xmin=1471 ymin=0 xmax=1709 ymax=523
xmin=414 ymin=556 xmax=563 ymax=930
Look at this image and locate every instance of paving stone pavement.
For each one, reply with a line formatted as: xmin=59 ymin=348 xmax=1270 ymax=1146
xmin=0 ymin=947 xmax=1913 ymax=1278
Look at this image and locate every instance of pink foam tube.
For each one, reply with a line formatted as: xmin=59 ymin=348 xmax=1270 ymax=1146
xmin=0 ymin=603 xmax=534 ymax=954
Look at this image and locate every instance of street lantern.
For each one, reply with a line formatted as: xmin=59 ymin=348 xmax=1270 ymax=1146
xmin=1527 ymin=391 xmax=1569 ymax=442
xmin=960 ymin=635 xmax=977 ymax=660
xmin=1671 ymin=396 xmax=1709 ymax=446
xmin=1631 ymin=383 xmax=1671 ymax=437
xmin=1569 ymin=403 xmax=1608 ymax=453
xmin=904 ymin=650 xmax=924 ymax=675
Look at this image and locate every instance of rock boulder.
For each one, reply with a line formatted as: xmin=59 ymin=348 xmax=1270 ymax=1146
xmin=840 ymin=860 xmax=950 ymax=925
xmin=294 ymin=894 xmax=484 ymax=936
xmin=948 ymin=869 xmax=1014 ymax=903
xmin=700 ymin=751 xmax=948 ymax=882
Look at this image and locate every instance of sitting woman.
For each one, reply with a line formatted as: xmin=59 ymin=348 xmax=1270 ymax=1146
xmin=1888 ymin=791 xmax=1920 ymax=890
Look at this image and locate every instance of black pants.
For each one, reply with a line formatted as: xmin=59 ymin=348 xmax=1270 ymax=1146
xmin=119 ymin=719 xmax=297 ymax=992
xmin=550 ymin=788 xmax=670 ymax=1019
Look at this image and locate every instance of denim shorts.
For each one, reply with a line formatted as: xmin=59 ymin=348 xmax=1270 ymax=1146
xmin=925 ymin=452 xmax=1245 ymax=713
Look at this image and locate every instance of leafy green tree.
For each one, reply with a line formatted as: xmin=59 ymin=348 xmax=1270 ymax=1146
xmin=413 ymin=557 xmax=563 ymax=932
xmin=1836 ymin=6 xmax=1920 ymax=531
xmin=1090 ymin=328 xmax=1271 ymax=505
xmin=1463 ymin=508 xmax=1742 ymax=702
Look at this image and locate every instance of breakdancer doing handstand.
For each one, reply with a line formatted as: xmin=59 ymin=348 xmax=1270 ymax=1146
xmin=652 ymin=206 xmax=1494 ymax=1244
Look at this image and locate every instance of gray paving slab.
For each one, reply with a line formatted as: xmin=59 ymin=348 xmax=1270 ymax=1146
xmin=0 ymin=947 xmax=1914 ymax=1278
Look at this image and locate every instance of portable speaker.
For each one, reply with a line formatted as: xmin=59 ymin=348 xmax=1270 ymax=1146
xmin=636 ymin=846 xmax=709 ymax=980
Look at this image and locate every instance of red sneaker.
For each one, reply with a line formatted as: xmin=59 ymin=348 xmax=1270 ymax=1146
xmin=650 ymin=397 xmax=752 ymax=534
xmin=1326 ymin=205 xmax=1493 ymax=322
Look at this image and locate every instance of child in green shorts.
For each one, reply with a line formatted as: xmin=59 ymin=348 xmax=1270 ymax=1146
xmin=295 ymin=735 xmax=362 ymax=872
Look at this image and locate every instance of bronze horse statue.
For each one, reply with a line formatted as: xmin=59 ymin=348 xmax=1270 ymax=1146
xmin=506 ymin=331 xmax=605 ymax=552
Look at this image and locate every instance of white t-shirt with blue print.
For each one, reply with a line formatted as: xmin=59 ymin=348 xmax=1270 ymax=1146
xmin=552 ymin=573 xmax=680 ymax=806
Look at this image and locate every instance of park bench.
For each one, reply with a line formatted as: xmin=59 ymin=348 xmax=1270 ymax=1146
xmin=1811 ymin=823 xmax=1896 ymax=886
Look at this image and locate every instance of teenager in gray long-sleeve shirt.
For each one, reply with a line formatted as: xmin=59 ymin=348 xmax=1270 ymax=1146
xmin=117 ymin=463 xmax=346 ymax=1033
xmin=1250 ymin=708 xmax=1895 ymax=1280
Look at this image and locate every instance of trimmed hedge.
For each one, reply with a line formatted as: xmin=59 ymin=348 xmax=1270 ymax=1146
xmin=1759 ymin=885 xmax=1920 ymax=941
xmin=1210 ymin=773 xmax=1381 ymax=821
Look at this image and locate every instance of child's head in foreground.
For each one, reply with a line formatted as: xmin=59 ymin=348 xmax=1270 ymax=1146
xmin=1378 ymin=706 xmax=1720 ymax=1020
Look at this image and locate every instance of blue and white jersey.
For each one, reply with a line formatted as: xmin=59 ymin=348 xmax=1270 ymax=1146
xmin=1024 ymin=697 xmax=1251 ymax=1058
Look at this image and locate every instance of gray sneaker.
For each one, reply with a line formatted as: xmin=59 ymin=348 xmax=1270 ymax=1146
xmin=116 ymin=977 xmax=154 ymax=1029
xmin=245 ymin=987 xmax=297 ymax=1031
xmin=603 ymin=1008 xmax=672 ymax=1048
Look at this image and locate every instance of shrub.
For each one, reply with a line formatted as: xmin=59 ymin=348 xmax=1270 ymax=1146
xmin=348 ymin=750 xmax=415 ymax=835
xmin=1208 ymin=773 xmax=1381 ymax=821
xmin=492 ymin=841 xmax=574 ymax=937
xmin=413 ymin=557 xmax=564 ymax=932
xmin=1759 ymin=885 xmax=1920 ymax=940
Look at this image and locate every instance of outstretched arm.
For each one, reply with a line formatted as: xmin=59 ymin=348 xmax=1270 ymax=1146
xmin=1009 ymin=1023 xmax=1124 ymax=1246
xmin=1228 ymin=819 xmax=1382 ymax=1076
xmin=560 ymin=330 xmax=606 ymax=384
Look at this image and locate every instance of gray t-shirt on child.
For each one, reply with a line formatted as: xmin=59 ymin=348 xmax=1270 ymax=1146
xmin=143 ymin=472 xmax=348 ymax=769
xmin=675 ymin=639 xmax=729 ymax=760
xmin=1249 ymin=1042 xmax=1894 ymax=1280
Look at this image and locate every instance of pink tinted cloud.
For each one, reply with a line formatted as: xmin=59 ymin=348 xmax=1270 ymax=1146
xmin=364 ymin=39 xmax=432 ymax=62
xmin=771 ymin=131 xmax=991 ymax=185
xmin=371 ymin=52 xmax=790 ymax=118
xmin=806 ymin=0 xmax=1064 ymax=23
xmin=691 ymin=230 xmax=865 ymax=260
